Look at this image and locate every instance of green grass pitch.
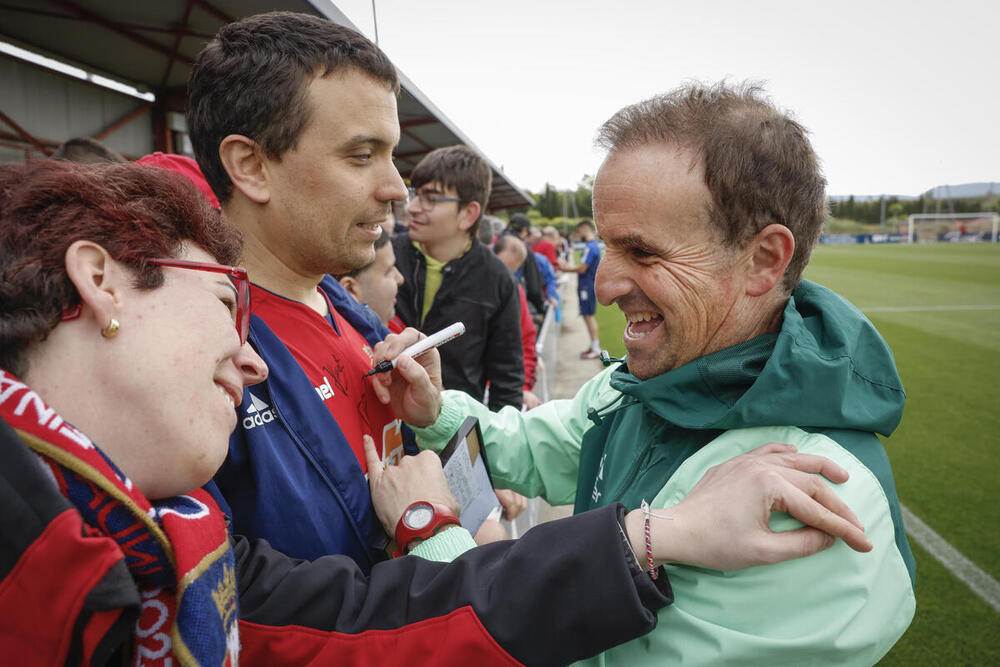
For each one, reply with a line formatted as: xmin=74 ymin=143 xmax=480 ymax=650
xmin=592 ymin=243 xmax=1000 ymax=663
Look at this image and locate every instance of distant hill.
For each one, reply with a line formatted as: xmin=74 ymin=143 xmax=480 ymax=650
xmin=830 ymin=182 xmax=999 ymax=202
xmin=829 ymin=194 xmax=916 ymax=202
xmin=923 ymin=182 xmax=999 ymax=199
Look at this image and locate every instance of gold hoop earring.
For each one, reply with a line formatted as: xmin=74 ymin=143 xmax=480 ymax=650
xmin=101 ymin=318 xmax=120 ymax=339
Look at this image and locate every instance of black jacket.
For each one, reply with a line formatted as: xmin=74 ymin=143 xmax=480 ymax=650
xmin=0 ymin=415 xmax=672 ymax=666
xmin=393 ymin=233 xmax=524 ymax=411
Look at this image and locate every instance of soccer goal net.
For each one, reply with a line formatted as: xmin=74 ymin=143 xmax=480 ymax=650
xmin=906 ymin=213 xmax=999 ymax=243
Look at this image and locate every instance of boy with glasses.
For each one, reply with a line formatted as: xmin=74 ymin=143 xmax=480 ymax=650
xmin=393 ymin=145 xmax=525 ymax=411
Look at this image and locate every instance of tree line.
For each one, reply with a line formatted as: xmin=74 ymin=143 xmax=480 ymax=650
xmin=830 ymin=195 xmax=1000 ymax=225
xmin=524 ymin=177 xmax=999 ymax=226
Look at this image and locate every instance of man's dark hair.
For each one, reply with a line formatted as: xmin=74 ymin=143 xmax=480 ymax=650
xmin=335 ymin=229 xmax=390 ymax=280
xmin=596 ymin=81 xmax=826 ymax=290
xmin=409 ymin=145 xmax=492 ymax=236
xmin=187 ymin=11 xmax=400 ymax=203
xmin=507 ymin=213 xmax=531 ymax=237
xmin=576 ymin=219 xmax=595 ymax=232
xmin=51 ymin=137 xmax=126 ymax=164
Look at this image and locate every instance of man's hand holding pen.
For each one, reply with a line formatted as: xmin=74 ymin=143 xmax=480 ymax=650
xmin=370 ymin=327 xmax=446 ymax=427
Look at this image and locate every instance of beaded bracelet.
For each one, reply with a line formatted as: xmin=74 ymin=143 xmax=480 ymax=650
xmin=640 ymin=499 xmax=672 ymax=579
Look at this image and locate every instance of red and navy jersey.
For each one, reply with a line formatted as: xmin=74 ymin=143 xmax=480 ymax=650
xmin=388 ymin=315 xmax=406 ymax=334
xmin=211 ymin=277 xmax=403 ymax=569
xmin=251 ymin=285 xmax=404 ymax=470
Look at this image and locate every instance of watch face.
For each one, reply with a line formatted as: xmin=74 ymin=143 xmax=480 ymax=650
xmin=404 ymin=503 xmax=434 ymax=530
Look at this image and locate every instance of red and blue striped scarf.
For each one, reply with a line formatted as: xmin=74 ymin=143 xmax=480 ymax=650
xmin=0 ymin=370 xmax=238 ymax=666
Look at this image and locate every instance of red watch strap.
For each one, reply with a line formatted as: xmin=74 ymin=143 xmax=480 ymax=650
xmin=393 ymin=501 xmax=461 ymax=558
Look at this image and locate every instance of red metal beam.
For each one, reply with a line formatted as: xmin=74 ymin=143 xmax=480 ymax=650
xmin=399 ymin=132 xmax=435 ymax=158
xmin=0 ymin=110 xmax=53 ymax=155
xmin=159 ymin=88 xmax=189 ymax=113
xmin=94 ymin=104 xmax=152 ymax=140
xmin=151 ymin=102 xmax=173 ymax=154
xmin=46 ymin=0 xmax=194 ymax=67
xmin=0 ymin=130 xmax=144 ymax=162
xmin=0 ymin=134 xmax=57 ymax=152
xmin=159 ymin=0 xmax=195 ymax=89
xmin=0 ymin=129 xmax=59 ymax=148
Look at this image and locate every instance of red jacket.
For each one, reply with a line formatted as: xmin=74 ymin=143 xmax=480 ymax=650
xmin=518 ymin=285 xmax=538 ymax=390
xmin=532 ymin=240 xmax=558 ymax=268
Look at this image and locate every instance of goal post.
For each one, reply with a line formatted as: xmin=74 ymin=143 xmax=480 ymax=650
xmin=906 ymin=213 xmax=999 ymax=243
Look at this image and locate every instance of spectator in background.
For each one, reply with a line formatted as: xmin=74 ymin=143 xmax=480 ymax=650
xmin=479 ymin=214 xmax=504 ymax=246
xmin=542 ymin=225 xmax=571 ymax=263
xmin=337 ymin=228 xmax=405 ymax=333
xmin=557 ymin=228 xmax=573 ymax=261
xmin=380 ymin=208 xmax=397 ymax=237
xmin=560 ymin=219 xmax=602 ymax=358
xmin=393 ymin=145 xmax=524 ymax=411
xmin=505 ymin=213 xmax=548 ymax=316
xmin=494 ymin=234 xmax=540 ymax=408
xmin=51 ymin=137 xmax=126 ymax=163
xmin=533 ymin=226 xmax=559 ymax=266
xmin=392 ymin=201 xmax=411 ymax=235
xmin=507 ymin=214 xmax=560 ymax=325
xmin=535 ymin=248 xmax=560 ymax=318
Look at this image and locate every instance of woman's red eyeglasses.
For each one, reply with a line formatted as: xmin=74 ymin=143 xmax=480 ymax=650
xmin=61 ymin=258 xmax=251 ymax=345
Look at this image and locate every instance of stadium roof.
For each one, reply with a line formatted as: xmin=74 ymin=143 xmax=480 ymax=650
xmin=0 ymin=0 xmax=533 ymax=210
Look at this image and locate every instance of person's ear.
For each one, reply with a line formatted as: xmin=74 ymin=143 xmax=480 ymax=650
xmin=744 ymin=224 xmax=795 ymax=297
xmin=63 ymin=240 xmax=124 ymax=327
xmin=219 ymin=134 xmax=270 ymax=204
xmin=457 ymin=201 xmax=481 ymax=233
xmin=338 ymin=275 xmax=364 ymax=304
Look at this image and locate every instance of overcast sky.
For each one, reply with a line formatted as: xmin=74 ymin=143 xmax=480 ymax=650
xmin=332 ymin=0 xmax=996 ymax=197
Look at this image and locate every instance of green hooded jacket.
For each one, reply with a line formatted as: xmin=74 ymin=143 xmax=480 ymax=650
xmin=415 ymin=280 xmax=916 ymax=665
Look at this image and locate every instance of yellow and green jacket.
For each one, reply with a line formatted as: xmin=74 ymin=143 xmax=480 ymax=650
xmin=413 ymin=280 xmax=916 ymax=666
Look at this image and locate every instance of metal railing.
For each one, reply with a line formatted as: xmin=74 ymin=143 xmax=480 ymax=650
xmin=532 ymin=302 xmax=559 ymax=403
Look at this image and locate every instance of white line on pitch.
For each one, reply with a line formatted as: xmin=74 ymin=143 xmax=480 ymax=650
xmin=862 ymin=305 xmax=1000 ymax=313
xmin=901 ymin=505 xmax=1000 ymax=612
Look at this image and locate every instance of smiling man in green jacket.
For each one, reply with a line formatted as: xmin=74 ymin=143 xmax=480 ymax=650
xmin=375 ymin=82 xmax=916 ymax=666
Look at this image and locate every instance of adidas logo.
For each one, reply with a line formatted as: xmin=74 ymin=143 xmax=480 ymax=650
xmin=242 ymin=390 xmax=275 ymax=430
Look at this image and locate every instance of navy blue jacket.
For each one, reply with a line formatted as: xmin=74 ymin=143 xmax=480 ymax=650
xmin=208 ymin=277 xmax=414 ymax=573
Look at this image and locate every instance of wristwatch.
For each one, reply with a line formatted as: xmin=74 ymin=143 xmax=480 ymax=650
xmin=393 ymin=501 xmax=461 ymax=558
